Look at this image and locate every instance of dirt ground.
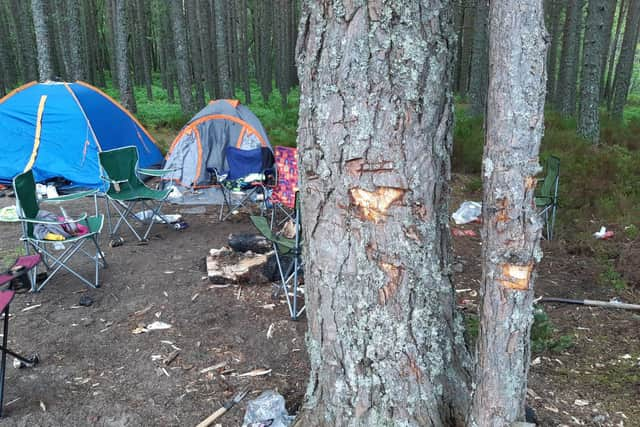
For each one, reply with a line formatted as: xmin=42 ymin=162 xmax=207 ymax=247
xmin=0 ymin=178 xmax=637 ymax=426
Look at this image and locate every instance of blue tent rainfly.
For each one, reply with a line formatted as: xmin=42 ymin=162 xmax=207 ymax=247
xmin=0 ymin=81 xmax=163 ymax=189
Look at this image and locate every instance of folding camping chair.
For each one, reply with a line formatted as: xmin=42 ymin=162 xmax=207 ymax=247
xmin=267 ymin=146 xmax=299 ymax=228
xmin=214 ymin=144 xmax=274 ymax=221
xmin=13 ymin=170 xmax=106 ymax=291
xmin=250 ymin=192 xmax=304 ymax=320
xmin=99 ymin=146 xmax=173 ymax=242
xmin=536 ymin=155 xmax=560 ymax=240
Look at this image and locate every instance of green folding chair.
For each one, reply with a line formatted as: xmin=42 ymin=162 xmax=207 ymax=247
xmin=250 ymin=192 xmax=304 ymax=320
xmin=536 ymin=156 xmax=560 ymax=240
xmin=99 ymin=146 xmax=173 ymax=242
xmin=13 ymin=170 xmax=106 ymax=292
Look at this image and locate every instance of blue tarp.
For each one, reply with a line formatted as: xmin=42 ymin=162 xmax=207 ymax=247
xmin=0 ymin=81 xmax=162 ymax=189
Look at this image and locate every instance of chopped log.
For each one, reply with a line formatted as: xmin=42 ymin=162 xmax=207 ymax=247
xmin=207 ymin=247 xmax=274 ymax=284
xmin=228 ymin=233 xmax=272 ymax=253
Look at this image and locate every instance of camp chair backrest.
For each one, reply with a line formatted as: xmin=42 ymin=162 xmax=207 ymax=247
xmin=13 ymin=170 xmax=39 ymax=238
xmin=271 ymin=146 xmax=299 ymax=209
xmin=539 ymin=156 xmax=560 ymax=198
xmin=99 ymin=146 xmax=143 ymax=193
xmin=225 ymin=146 xmax=264 ymax=181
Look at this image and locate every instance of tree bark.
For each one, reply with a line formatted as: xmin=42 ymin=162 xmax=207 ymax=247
xmin=578 ymin=0 xmax=609 ymax=143
xmin=295 ymin=1 xmax=471 ymax=425
xmin=185 ymin=0 xmax=205 ymax=107
xmin=459 ymin=0 xmax=476 ymax=97
xmin=604 ymin=0 xmax=626 ymax=104
xmin=113 ymin=0 xmax=136 ymax=112
xmin=135 ymin=0 xmax=153 ymax=100
xmin=468 ymin=0 xmax=490 ymax=117
xmin=556 ymin=0 xmax=584 ymax=116
xmin=213 ymin=0 xmax=232 ymax=98
xmin=470 ymin=1 xmax=547 ymax=425
xmin=599 ymin=0 xmax=618 ymax=99
xmin=611 ymin=0 xmax=640 ymax=121
xmin=31 ymin=0 xmax=53 ymax=81
xmin=253 ymin=0 xmax=273 ymax=102
xmin=545 ymin=0 xmax=564 ymax=106
xmin=66 ymin=0 xmax=86 ymax=81
xmin=238 ymin=0 xmax=251 ymax=104
xmin=168 ymin=0 xmax=195 ymax=115
xmin=195 ymin=0 xmax=215 ymax=100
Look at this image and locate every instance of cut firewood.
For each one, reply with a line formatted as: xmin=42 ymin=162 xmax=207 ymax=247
xmin=207 ymin=247 xmax=275 ymax=284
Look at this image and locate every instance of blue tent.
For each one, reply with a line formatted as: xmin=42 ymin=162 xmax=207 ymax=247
xmin=0 ymin=81 xmax=163 ymax=189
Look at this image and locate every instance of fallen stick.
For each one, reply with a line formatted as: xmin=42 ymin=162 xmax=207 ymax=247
xmin=538 ymin=297 xmax=640 ymax=311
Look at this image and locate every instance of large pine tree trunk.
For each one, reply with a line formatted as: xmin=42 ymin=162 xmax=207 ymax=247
xmin=556 ymin=0 xmax=584 ymax=115
xmin=470 ymin=1 xmax=547 ymax=425
xmin=468 ymin=0 xmax=490 ymax=117
xmin=113 ymin=0 xmax=136 ymax=112
xmin=31 ymin=0 xmax=53 ymax=81
xmin=294 ymin=1 xmax=471 ymax=425
xmin=611 ymin=0 xmax=640 ymax=121
xmin=578 ymin=1 xmax=610 ymax=143
xmin=168 ymin=0 xmax=195 ymax=115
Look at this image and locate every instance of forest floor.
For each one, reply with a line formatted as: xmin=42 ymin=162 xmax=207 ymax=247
xmin=0 ymin=176 xmax=637 ymax=426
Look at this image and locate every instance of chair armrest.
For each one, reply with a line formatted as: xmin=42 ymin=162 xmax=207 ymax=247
xmin=41 ymin=189 xmax=98 ymax=203
xmin=18 ymin=212 xmax=88 ymax=225
xmin=138 ymin=168 xmax=176 ymax=177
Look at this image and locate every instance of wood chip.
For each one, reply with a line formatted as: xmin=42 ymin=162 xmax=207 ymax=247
xmin=199 ymin=362 xmax=226 ymax=374
xmin=22 ymin=304 xmax=42 ymax=312
xmin=191 ymin=293 xmax=199 ymax=302
xmin=164 ymin=349 xmax=180 ymax=366
xmin=133 ymin=304 xmax=153 ymax=317
xmin=40 ymin=401 xmax=46 ymax=412
xmin=237 ymin=368 xmax=272 ymax=377
xmin=267 ymin=323 xmax=274 ymax=339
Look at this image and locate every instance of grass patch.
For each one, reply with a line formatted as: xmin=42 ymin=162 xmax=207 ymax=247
xmin=598 ymin=260 xmax=627 ymax=291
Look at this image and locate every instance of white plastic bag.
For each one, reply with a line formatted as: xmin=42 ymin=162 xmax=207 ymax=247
xmin=242 ymin=390 xmax=294 ymax=427
xmin=452 ymin=201 xmax=482 ymax=225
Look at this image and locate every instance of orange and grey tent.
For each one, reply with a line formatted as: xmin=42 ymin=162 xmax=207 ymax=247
xmin=163 ymin=99 xmax=274 ymax=188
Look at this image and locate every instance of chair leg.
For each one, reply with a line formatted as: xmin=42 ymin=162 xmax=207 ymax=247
xmin=549 ymin=203 xmax=557 ymax=241
xmin=0 ymin=305 xmax=9 ymax=417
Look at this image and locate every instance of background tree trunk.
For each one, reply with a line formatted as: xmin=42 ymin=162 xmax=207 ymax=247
xmin=578 ymin=1 xmax=609 ymax=143
xmin=557 ymin=0 xmax=584 ymax=115
xmin=31 ymin=0 xmax=53 ymax=81
xmin=185 ymin=0 xmax=205 ymax=108
xmin=295 ymin=1 xmax=471 ymax=425
xmin=136 ymin=0 xmax=153 ymax=100
xmin=66 ymin=0 xmax=86 ymax=81
xmin=604 ymin=0 xmax=626 ymax=104
xmin=545 ymin=0 xmax=564 ymax=106
xmin=458 ymin=0 xmax=476 ymax=97
xmin=611 ymin=0 xmax=640 ymax=121
xmin=468 ymin=0 xmax=490 ymax=117
xmin=470 ymin=0 xmax=547 ymax=425
xmin=168 ymin=0 xmax=195 ymax=115
xmin=113 ymin=0 xmax=136 ymax=112
xmin=213 ymin=0 xmax=232 ymax=98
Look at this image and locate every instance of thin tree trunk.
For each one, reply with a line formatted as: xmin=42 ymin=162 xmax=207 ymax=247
xmin=557 ymin=0 xmax=584 ymax=116
xmin=213 ymin=0 xmax=232 ymax=98
xmin=599 ymin=0 xmax=618 ymax=99
xmin=196 ymin=0 xmax=215 ymax=100
xmin=611 ymin=0 xmax=640 ymax=121
xmin=113 ymin=0 xmax=136 ymax=112
xmin=238 ymin=0 xmax=251 ymax=104
xmin=168 ymin=0 xmax=195 ymax=115
xmin=468 ymin=0 xmax=490 ymax=117
xmin=470 ymin=1 xmax=547 ymax=425
xmin=254 ymin=0 xmax=273 ymax=102
xmin=545 ymin=0 xmax=564 ymax=106
xmin=136 ymin=0 xmax=153 ymax=100
xmin=578 ymin=1 xmax=609 ymax=143
xmin=11 ymin=0 xmax=38 ymax=81
xmin=459 ymin=0 xmax=476 ymax=97
xmin=66 ymin=0 xmax=86 ymax=81
xmin=31 ymin=0 xmax=53 ymax=81
xmin=186 ymin=0 xmax=205 ymax=107
xmin=294 ymin=1 xmax=471 ymax=425
xmin=105 ymin=0 xmax=119 ymax=88
xmin=604 ymin=0 xmax=626 ymax=104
